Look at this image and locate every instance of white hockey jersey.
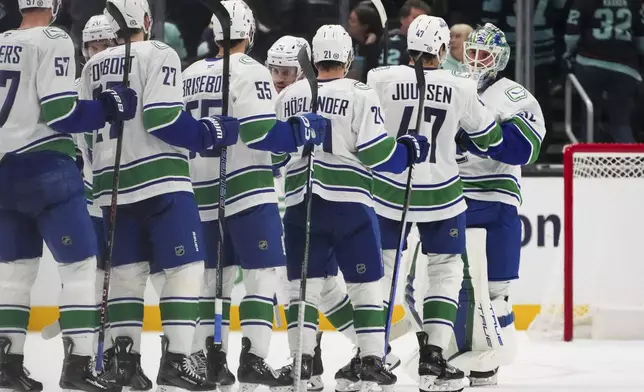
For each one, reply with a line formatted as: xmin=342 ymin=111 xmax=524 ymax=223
xmin=367 ymin=65 xmax=503 ymax=222
xmin=183 ymin=53 xmax=279 ymax=221
xmin=276 ymin=78 xmax=398 ymax=208
xmin=79 ymin=40 xmax=191 ymax=207
xmin=458 ymin=78 xmax=546 ymax=207
xmin=0 ymin=27 xmax=77 ymax=156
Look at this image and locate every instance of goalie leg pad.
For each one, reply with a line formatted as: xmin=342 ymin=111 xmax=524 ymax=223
xmin=346 ymin=281 xmax=384 ymax=358
xmin=286 ymin=278 xmax=324 ymax=357
xmin=109 ymin=261 xmax=150 ymax=353
xmin=160 ymin=261 xmax=203 ymax=356
xmin=58 ymin=257 xmax=99 ymax=356
xmin=319 ymin=275 xmax=357 ymax=344
xmin=0 ymin=258 xmax=39 ymax=354
xmin=239 ymin=267 xmax=280 ymax=359
xmin=193 ymin=266 xmax=236 ymax=354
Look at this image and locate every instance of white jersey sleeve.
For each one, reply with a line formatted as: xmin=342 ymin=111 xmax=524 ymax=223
xmin=37 ymin=27 xmax=78 ymax=126
xmin=231 ymin=57 xmax=278 ymax=146
xmin=352 ymin=82 xmax=396 ymax=169
xmin=142 ymin=41 xmax=184 ymax=133
xmin=459 ymin=81 xmax=503 ymax=155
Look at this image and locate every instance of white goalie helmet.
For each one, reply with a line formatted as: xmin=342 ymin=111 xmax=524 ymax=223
xmin=18 ymin=0 xmax=61 ymax=21
xmin=312 ymin=25 xmax=354 ymax=68
xmin=407 ymin=15 xmax=450 ymax=63
xmin=266 ymin=36 xmax=310 ymax=71
xmin=104 ymin=0 xmax=153 ymax=38
xmin=211 ymin=1 xmax=256 ymax=48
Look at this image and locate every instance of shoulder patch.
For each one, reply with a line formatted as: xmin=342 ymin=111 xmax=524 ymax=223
xmin=353 ymin=81 xmax=372 ymax=91
xmin=505 ymin=85 xmax=528 ymax=102
xmin=150 ymin=41 xmax=171 ymax=50
xmin=43 ymin=27 xmax=69 ymax=40
xmin=450 ymin=70 xmax=471 ymax=78
xmin=239 ymin=55 xmax=258 ymax=65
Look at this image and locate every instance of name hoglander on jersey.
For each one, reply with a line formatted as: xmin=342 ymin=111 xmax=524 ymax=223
xmin=283 ymin=95 xmax=350 ymax=118
xmin=391 ymin=81 xmax=452 ymax=104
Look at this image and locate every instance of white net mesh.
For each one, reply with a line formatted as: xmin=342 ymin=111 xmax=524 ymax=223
xmin=528 ymin=148 xmax=644 ymax=340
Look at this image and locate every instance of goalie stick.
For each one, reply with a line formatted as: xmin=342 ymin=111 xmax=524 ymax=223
xmin=96 ymin=2 xmax=134 ymax=373
xmin=293 ymin=45 xmax=318 ymax=392
xmin=198 ymin=0 xmax=231 ymax=349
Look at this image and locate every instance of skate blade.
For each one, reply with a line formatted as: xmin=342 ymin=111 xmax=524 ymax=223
xmin=378 ymin=385 xmax=396 ymax=392
xmin=419 ymin=376 xmax=466 ymax=392
xmin=270 ymin=381 xmax=307 ymax=392
xmin=469 ymin=373 xmax=498 ymax=387
xmin=308 ymin=375 xmax=324 ymax=392
xmin=359 ymin=381 xmax=378 ymax=392
xmin=218 ymin=385 xmax=234 ymax=392
xmin=335 ymin=378 xmax=361 ymax=392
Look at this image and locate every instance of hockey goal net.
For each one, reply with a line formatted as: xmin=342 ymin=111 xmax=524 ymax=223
xmin=528 ymin=143 xmax=644 ymax=341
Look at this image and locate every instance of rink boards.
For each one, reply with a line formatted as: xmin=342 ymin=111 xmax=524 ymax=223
xmin=26 ymin=177 xmax=562 ymax=332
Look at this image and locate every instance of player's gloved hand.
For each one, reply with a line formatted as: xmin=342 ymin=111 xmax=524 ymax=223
xmin=288 ymin=113 xmax=330 ymax=148
xmin=200 ymin=115 xmax=240 ymax=148
xmin=99 ymin=85 xmax=138 ymax=122
xmin=397 ymin=134 xmax=429 ymax=165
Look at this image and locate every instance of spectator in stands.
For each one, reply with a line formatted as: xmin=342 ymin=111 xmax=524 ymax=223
xmin=164 ymin=22 xmax=188 ymax=68
xmin=0 ymin=1 xmax=20 ymax=33
xmin=565 ymin=0 xmax=644 ymax=143
xmin=347 ymin=1 xmax=385 ymax=81
xmin=442 ymin=23 xmax=472 ymax=72
xmin=384 ymin=0 xmax=431 ymax=66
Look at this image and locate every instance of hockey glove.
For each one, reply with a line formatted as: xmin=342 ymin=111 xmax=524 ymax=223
xmin=99 ymin=85 xmax=138 ymax=123
xmin=200 ymin=115 xmax=240 ymax=148
xmin=397 ymin=134 xmax=429 ymax=166
xmin=288 ymin=113 xmax=330 ymax=148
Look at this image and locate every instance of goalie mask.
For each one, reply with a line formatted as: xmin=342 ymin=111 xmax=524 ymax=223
xmin=18 ymin=0 xmax=61 ymax=23
xmin=82 ymin=15 xmax=117 ymax=60
xmin=266 ymin=36 xmax=311 ymax=92
xmin=463 ymin=23 xmax=510 ymax=89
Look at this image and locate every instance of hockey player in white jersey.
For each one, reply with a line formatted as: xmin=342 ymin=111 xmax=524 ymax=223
xmin=78 ymin=0 xmax=241 ymax=390
xmin=367 ymin=15 xmax=505 ymax=392
xmin=275 ymin=24 xmax=430 ymax=392
xmin=183 ymin=2 xmax=329 ymax=391
xmin=0 ymin=1 xmax=137 ymax=391
xmin=450 ymin=23 xmax=546 ymax=387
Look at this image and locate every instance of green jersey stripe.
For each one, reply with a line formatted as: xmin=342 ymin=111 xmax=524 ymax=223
xmin=193 ymin=167 xmax=274 ymax=207
xmin=357 ymin=135 xmax=396 ymax=168
xmin=462 ymin=177 xmax=522 ymax=204
xmin=240 ymin=119 xmax=277 ymax=145
xmin=509 ymin=116 xmax=542 ymax=164
xmin=471 ymin=123 xmax=503 ymax=151
xmin=143 ymin=106 xmax=183 ymax=133
xmin=43 ymin=96 xmax=77 ymax=125
xmin=373 ymin=175 xmax=463 ymax=209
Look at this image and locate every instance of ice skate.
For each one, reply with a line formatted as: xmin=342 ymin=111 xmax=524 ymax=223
xmin=59 ymin=337 xmax=120 ymax=392
xmin=155 ymin=336 xmax=216 ymax=392
xmin=102 ymin=336 xmax=152 ymax=391
xmin=334 ymin=351 xmax=361 ymax=392
xmin=270 ymin=354 xmax=313 ymax=392
xmin=0 ymin=337 xmax=42 ymax=392
xmin=416 ymin=332 xmax=465 ymax=392
xmin=359 ymin=356 xmax=396 ymax=392
xmin=237 ymin=337 xmax=285 ymax=392
xmin=469 ymin=368 xmax=498 ymax=387
xmin=204 ymin=337 xmax=235 ymax=392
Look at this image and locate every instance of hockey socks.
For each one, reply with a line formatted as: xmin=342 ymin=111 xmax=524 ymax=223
xmin=239 ymin=268 xmax=280 ymax=359
xmin=318 ymin=277 xmax=357 ymax=344
xmin=0 ymin=258 xmax=39 ymax=354
xmin=347 ymin=281 xmax=385 ymax=358
xmin=108 ymin=262 xmax=149 ymax=353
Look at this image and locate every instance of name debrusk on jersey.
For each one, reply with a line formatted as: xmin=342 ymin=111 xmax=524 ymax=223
xmin=458 ymin=78 xmax=546 ymax=207
xmin=0 ymin=27 xmax=78 ymax=157
xmin=80 ymin=40 xmax=191 ymax=207
xmin=276 ymin=78 xmax=399 ymax=208
xmin=184 ymin=53 xmax=279 ymax=221
xmin=367 ymin=65 xmax=504 ymax=222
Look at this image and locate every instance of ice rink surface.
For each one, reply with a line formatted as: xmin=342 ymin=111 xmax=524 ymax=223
xmin=21 ymin=331 xmax=644 ymax=392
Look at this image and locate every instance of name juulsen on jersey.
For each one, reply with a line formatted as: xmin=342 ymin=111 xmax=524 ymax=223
xmin=283 ymin=95 xmax=349 ymax=117
xmin=391 ymin=82 xmax=452 ymax=104
xmin=0 ymin=45 xmax=22 ymax=64
xmin=90 ymin=55 xmax=135 ymax=81
xmin=183 ymin=74 xmax=223 ymax=97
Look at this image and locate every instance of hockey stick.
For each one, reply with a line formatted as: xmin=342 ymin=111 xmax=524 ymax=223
xmin=198 ymin=0 xmax=231 ymax=349
xmin=96 ymin=3 xmax=134 ymax=373
xmin=370 ymin=0 xmax=389 ymax=66
xmin=293 ymin=45 xmax=318 ymax=392
xmin=383 ymin=57 xmax=426 ymax=364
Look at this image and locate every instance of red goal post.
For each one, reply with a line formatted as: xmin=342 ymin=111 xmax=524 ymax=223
xmin=530 ymin=143 xmax=644 ymax=341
